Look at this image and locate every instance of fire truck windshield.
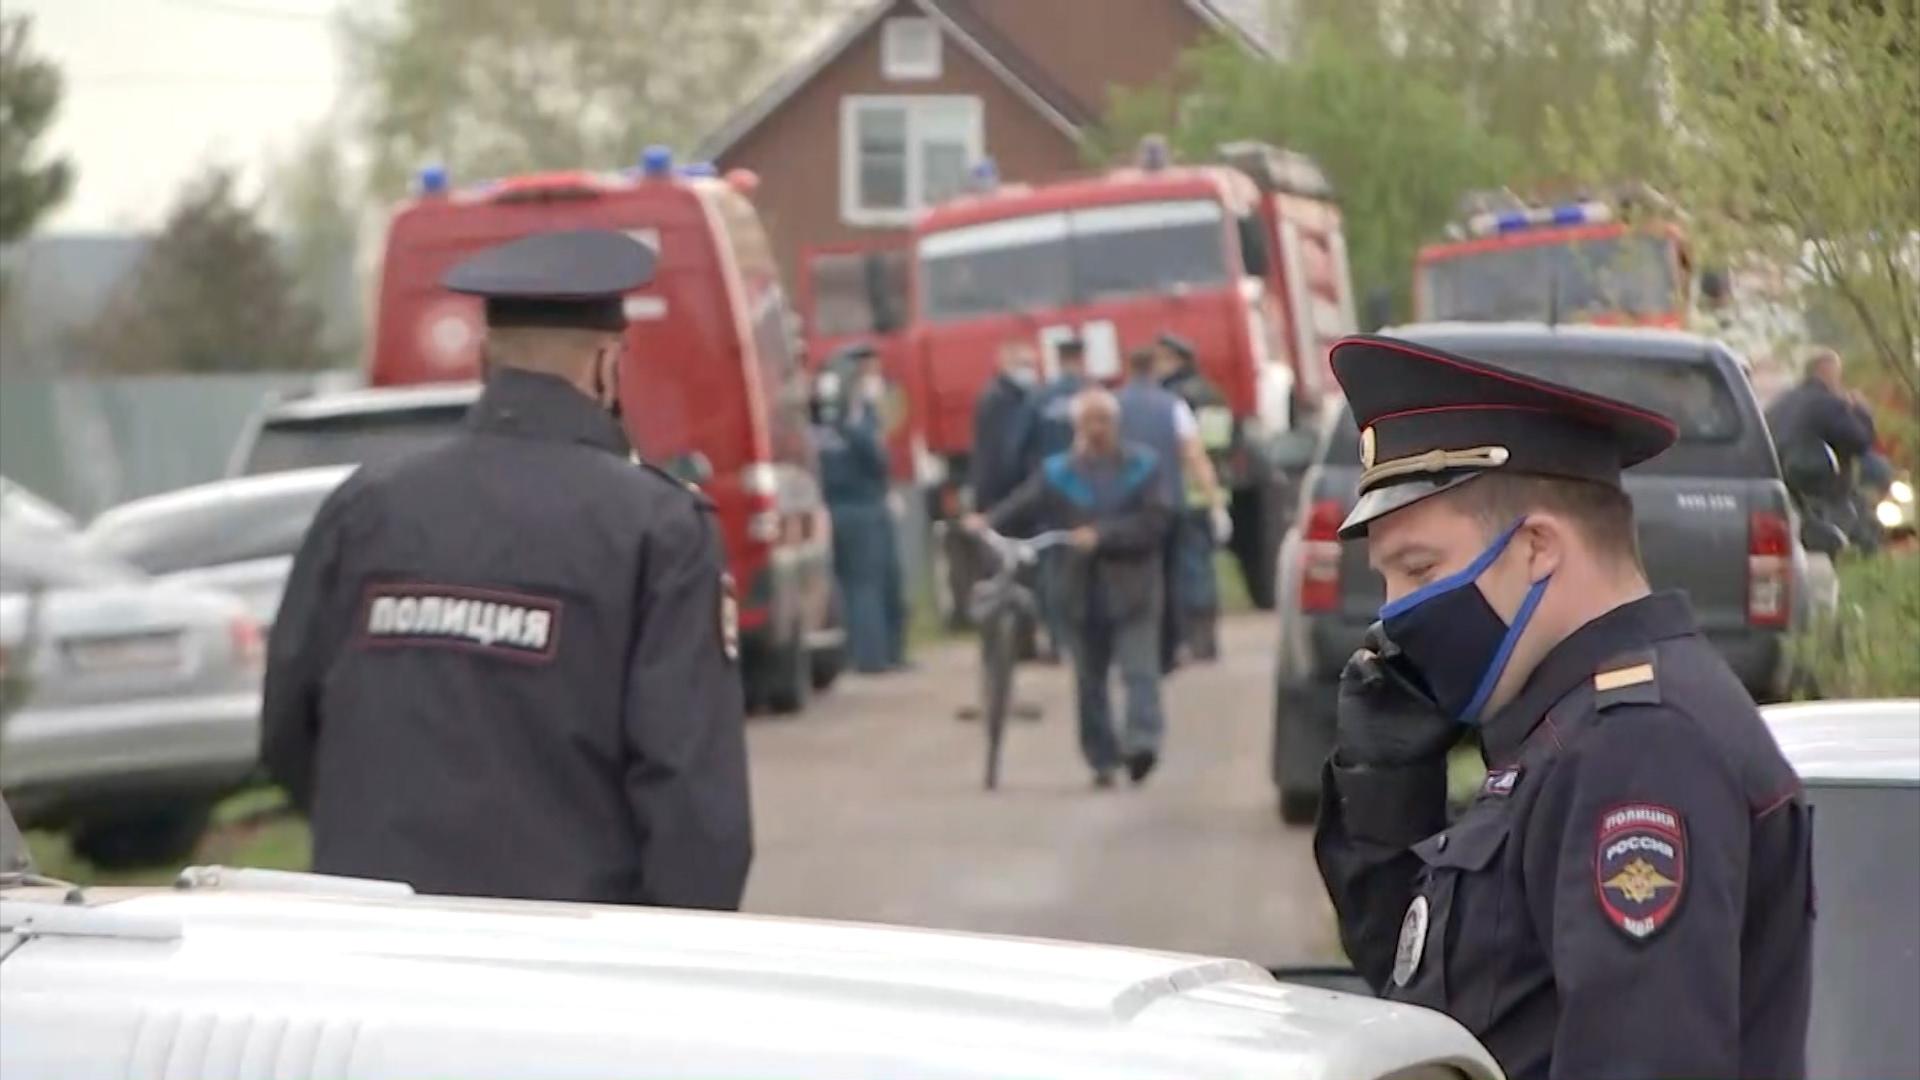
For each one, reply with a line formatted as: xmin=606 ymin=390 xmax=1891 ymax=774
xmin=917 ymin=198 xmax=1231 ymax=324
xmin=1419 ymin=233 xmax=1679 ymax=322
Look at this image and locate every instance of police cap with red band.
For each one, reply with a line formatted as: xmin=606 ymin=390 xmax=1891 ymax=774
xmin=442 ymin=228 xmax=656 ymax=334
xmin=1331 ymin=333 xmax=1679 ymax=540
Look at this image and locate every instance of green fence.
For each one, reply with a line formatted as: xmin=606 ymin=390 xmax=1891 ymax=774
xmin=0 ymin=372 xmax=361 ymax=519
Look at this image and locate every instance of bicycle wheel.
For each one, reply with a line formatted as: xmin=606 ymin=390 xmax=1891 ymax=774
xmin=981 ymin=607 xmax=1018 ymax=791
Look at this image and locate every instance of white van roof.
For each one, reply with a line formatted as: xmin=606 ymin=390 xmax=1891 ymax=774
xmin=0 ymin=875 xmax=1500 ymax=1080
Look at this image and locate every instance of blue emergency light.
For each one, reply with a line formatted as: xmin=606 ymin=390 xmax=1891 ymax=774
xmin=1469 ymin=200 xmax=1613 ymax=238
xmin=969 ymin=157 xmax=999 ymax=192
xmin=416 ymin=164 xmax=450 ymax=195
xmin=680 ymin=162 xmax=719 ymax=178
xmin=639 ymin=145 xmax=675 ymax=178
xmin=1138 ymin=135 xmax=1170 ymax=170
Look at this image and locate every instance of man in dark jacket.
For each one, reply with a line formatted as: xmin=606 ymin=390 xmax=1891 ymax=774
xmin=967 ymin=388 xmax=1172 ymax=787
xmin=971 ymin=341 xmax=1042 ymax=512
xmin=262 ymin=229 xmax=751 ymax=909
xmin=1019 ymin=337 xmax=1091 ymax=659
xmin=1766 ymin=347 xmax=1878 ymax=477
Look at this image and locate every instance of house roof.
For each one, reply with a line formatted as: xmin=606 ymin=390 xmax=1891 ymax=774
xmin=694 ymin=0 xmax=1269 ymax=163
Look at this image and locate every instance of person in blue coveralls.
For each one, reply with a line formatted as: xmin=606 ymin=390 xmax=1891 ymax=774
xmin=812 ymin=364 xmax=902 ymax=675
xmin=1019 ymin=336 xmax=1091 ymax=661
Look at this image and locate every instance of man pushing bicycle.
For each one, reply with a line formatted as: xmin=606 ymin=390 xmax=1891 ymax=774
xmin=964 ymin=388 xmax=1172 ymax=789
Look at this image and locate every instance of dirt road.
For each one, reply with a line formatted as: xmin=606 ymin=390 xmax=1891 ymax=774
xmin=743 ymin=613 xmax=1340 ymax=967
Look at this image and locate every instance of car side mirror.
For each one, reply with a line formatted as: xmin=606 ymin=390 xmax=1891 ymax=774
xmin=1800 ymin=518 xmax=1848 ymax=558
xmin=1269 ymin=429 xmax=1320 ymax=473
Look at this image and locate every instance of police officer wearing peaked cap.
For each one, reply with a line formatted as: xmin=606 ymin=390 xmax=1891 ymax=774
xmin=262 ymin=228 xmax=753 ymax=911
xmin=1311 ymin=334 xmax=1812 ymax=1079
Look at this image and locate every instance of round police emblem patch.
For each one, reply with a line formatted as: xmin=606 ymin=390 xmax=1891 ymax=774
xmin=1391 ymin=895 xmax=1429 ymax=987
xmin=1595 ymin=803 xmax=1687 ymax=941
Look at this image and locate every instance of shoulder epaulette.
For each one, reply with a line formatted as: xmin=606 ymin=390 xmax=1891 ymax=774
xmin=1593 ymin=647 xmax=1661 ymax=711
xmin=633 ymin=458 xmax=717 ymax=510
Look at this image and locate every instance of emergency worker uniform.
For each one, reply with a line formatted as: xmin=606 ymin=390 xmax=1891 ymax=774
xmin=1312 ymin=335 xmax=1813 ymax=1080
xmin=261 ymin=229 xmax=753 ymax=910
xmin=1156 ymin=334 xmax=1229 ymax=658
xmin=1117 ymin=366 xmax=1188 ymax=674
xmin=814 ymin=370 xmax=901 ymax=674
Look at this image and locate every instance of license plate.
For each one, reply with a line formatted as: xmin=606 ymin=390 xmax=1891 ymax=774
xmin=65 ymin=633 xmax=185 ymax=673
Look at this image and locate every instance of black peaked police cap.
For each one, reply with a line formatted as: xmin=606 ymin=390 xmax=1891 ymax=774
xmin=1331 ymin=334 xmax=1679 ymax=540
xmin=442 ymin=228 xmax=657 ymax=334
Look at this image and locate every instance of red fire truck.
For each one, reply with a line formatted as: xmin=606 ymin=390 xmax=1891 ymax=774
xmin=886 ymin=140 xmax=1354 ymax=612
xmin=363 ymin=150 xmax=841 ymax=714
xmin=1413 ymin=187 xmax=1699 ymax=327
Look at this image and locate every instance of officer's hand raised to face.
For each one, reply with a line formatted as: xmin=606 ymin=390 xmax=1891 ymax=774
xmin=1334 ymin=621 xmax=1459 ymax=768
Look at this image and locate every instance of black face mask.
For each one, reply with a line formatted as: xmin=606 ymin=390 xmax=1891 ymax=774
xmin=1377 ymin=520 xmax=1553 ymax=725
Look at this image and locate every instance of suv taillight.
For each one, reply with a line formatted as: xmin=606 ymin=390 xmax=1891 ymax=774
xmin=231 ymin=615 xmax=265 ymax=668
xmin=1747 ymin=511 xmax=1791 ymax=627
xmin=1299 ymin=498 xmax=1345 ymax=614
xmin=741 ymin=463 xmax=782 ymax=545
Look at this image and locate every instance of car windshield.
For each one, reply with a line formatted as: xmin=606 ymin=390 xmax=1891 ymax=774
xmin=244 ymin=408 xmax=467 ymax=475
xmin=1419 ymin=234 xmax=1680 ymax=322
xmin=917 ymin=198 xmax=1231 ymax=324
xmin=85 ymin=476 xmax=346 ymax=575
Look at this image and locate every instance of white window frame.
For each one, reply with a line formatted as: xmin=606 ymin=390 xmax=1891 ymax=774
xmin=839 ymin=95 xmax=984 ymax=228
xmin=880 ymin=16 xmax=942 ymax=81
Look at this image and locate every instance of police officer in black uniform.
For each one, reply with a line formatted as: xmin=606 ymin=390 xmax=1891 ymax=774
xmin=262 ymin=228 xmax=752 ymax=910
xmin=1312 ymin=334 xmax=1812 ymax=1079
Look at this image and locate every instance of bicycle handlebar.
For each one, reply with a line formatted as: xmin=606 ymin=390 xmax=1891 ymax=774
xmin=973 ymin=527 xmax=1075 ymax=568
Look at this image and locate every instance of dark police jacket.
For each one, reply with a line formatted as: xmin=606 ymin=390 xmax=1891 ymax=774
xmin=984 ymin=444 xmax=1169 ymax=623
xmin=1765 ymin=377 xmax=1877 ymax=474
xmin=1315 ymin=592 xmax=1812 ymax=1080
xmin=969 ymin=374 xmax=1035 ymax=510
xmin=261 ymin=368 xmax=753 ymax=910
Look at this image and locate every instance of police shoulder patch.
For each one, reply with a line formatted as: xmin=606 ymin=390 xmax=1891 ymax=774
xmin=360 ymin=583 xmax=561 ymax=662
xmin=1594 ymin=802 xmax=1687 ymax=941
xmin=719 ymin=572 xmax=739 ymax=663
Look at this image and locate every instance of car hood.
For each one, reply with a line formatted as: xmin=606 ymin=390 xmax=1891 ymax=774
xmin=0 ymin=884 xmax=1499 ymax=1080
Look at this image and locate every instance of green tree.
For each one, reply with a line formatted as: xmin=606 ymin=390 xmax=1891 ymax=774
xmin=337 ymin=0 xmax=848 ymax=199
xmin=0 ymin=12 xmax=76 ymax=309
xmin=1096 ymin=30 xmax=1519 ymax=319
xmin=1288 ymin=0 xmax=1682 ymax=178
xmin=1546 ymin=0 xmax=1918 ymax=453
xmin=267 ymin=120 xmax=367 ymax=365
xmin=74 ymin=165 xmax=332 ymax=375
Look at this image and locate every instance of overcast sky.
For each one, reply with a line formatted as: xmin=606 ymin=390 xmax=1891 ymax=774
xmin=17 ymin=0 xmax=346 ymax=233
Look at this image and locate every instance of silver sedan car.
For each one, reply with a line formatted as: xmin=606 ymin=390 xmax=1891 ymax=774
xmin=0 ymin=526 xmax=262 ymax=871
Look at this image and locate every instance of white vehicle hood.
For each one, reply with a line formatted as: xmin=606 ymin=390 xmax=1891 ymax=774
xmin=0 ymin=885 xmax=1499 ymax=1080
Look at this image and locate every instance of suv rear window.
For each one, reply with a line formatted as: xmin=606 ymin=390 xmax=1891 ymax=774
xmin=1362 ymin=342 xmax=1770 ymax=478
xmin=245 ymin=408 xmax=468 ymax=476
xmin=86 ymin=481 xmax=342 ymax=575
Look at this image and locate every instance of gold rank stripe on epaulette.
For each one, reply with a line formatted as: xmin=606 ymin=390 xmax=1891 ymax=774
xmin=1594 ymin=651 xmax=1661 ymax=710
xmin=1359 ymin=445 xmax=1512 ymax=490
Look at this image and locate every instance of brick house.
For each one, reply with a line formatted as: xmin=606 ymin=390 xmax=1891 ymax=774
xmin=693 ymin=0 xmax=1273 ymax=341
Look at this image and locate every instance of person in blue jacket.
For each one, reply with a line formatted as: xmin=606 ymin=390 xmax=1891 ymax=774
xmin=812 ymin=365 xmax=901 ymax=675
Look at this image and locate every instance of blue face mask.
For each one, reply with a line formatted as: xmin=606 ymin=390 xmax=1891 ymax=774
xmin=1377 ymin=519 xmax=1551 ymax=725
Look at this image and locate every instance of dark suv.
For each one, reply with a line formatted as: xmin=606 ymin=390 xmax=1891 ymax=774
xmin=1270 ymin=323 xmax=1830 ymax=824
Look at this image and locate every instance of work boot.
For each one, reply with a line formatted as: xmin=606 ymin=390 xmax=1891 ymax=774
xmin=1125 ymin=749 xmax=1158 ymax=786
